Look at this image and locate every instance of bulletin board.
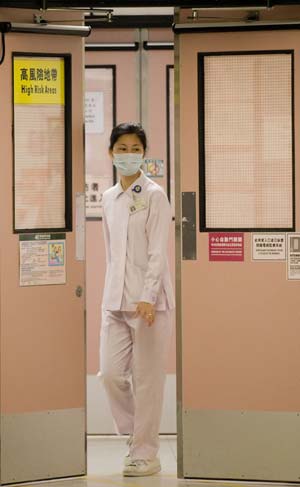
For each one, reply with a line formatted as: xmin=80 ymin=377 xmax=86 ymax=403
xmin=13 ymin=53 xmax=72 ymax=233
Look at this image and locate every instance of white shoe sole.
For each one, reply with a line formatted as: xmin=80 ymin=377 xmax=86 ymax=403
xmin=123 ymin=465 xmax=161 ymax=477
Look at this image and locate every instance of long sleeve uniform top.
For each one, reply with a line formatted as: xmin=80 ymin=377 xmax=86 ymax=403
xmin=101 ymin=170 xmax=175 ymax=311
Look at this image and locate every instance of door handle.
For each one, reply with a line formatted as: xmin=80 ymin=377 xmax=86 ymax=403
xmin=76 ymin=285 xmax=83 ymax=298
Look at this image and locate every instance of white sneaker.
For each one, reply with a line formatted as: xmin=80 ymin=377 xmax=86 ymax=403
xmin=123 ymin=458 xmax=161 ymax=477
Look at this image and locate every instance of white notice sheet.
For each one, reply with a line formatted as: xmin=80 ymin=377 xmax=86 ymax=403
xmin=20 ymin=233 xmax=66 ymax=286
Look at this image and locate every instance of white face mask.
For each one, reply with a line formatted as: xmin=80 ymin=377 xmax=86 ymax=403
xmin=113 ymin=153 xmax=144 ymax=176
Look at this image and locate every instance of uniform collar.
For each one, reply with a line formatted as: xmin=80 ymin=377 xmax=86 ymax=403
xmin=113 ymin=170 xmax=147 ymax=199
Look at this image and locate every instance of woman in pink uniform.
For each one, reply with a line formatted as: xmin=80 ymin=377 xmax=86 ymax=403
xmin=100 ymin=122 xmax=175 ymax=477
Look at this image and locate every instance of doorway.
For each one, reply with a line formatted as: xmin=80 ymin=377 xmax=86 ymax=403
xmin=84 ymin=24 xmax=176 ymax=436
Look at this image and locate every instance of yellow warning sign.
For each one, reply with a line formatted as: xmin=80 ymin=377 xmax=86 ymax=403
xmin=14 ymin=57 xmax=65 ymax=105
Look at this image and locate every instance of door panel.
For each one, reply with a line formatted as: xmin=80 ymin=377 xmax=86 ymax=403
xmin=176 ymin=18 xmax=300 ymax=482
xmin=0 ymin=13 xmax=86 ymax=484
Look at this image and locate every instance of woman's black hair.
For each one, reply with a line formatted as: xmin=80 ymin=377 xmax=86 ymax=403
xmin=109 ymin=122 xmax=147 ymax=152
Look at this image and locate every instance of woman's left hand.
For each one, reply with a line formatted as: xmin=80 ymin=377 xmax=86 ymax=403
xmin=134 ymin=302 xmax=156 ymax=326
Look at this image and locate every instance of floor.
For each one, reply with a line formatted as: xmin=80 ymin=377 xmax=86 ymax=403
xmin=87 ymin=435 xmax=181 ymax=487
xmin=9 ymin=436 xmax=185 ymax=487
xmin=8 ymin=436 xmax=293 ymax=487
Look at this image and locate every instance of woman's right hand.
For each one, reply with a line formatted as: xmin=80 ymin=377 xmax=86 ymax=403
xmin=134 ymin=301 xmax=156 ymax=326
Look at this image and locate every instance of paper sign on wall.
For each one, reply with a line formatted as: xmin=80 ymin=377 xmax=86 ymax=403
xmin=287 ymin=233 xmax=300 ymax=280
xmin=143 ymin=159 xmax=164 ymax=177
xmin=209 ymin=233 xmax=244 ymax=262
xmin=19 ymin=233 xmax=66 ymax=286
xmin=85 ymin=92 xmax=104 ymax=134
xmin=252 ymin=234 xmax=286 ymax=261
xmin=85 ymin=175 xmax=111 ymax=218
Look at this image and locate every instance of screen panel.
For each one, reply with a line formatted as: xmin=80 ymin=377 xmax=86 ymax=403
xmin=199 ymin=51 xmax=295 ymax=232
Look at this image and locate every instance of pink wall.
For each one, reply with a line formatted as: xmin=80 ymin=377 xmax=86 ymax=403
xmin=0 ymin=9 xmax=86 ymax=414
xmin=179 ymin=22 xmax=300 ymax=412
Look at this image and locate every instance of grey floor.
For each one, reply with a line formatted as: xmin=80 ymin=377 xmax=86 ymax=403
xmin=8 ymin=436 xmax=295 ymax=487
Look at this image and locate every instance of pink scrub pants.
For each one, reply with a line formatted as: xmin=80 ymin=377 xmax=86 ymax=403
xmin=99 ymin=309 xmax=172 ymax=461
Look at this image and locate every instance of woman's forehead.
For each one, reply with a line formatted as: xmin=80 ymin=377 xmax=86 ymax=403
xmin=115 ymin=133 xmax=143 ymax=146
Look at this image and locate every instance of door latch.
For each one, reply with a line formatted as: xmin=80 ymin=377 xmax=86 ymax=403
xmin=76 ymin=285 xmax=83 ymax=298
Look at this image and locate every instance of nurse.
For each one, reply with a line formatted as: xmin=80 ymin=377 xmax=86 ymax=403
xmin=99 ymin=122 xmax=175 ymax=477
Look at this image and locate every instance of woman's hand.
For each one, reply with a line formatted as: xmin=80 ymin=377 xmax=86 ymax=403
xmin=134 ymin=302 xmax=156 ymax=326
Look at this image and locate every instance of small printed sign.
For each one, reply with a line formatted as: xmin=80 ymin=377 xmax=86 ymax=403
xmin=252 ymin=234 xmax=286 ymax=261
xmin=85 ymin=174 xmax=111 ymax=218
xmin=143 ymin=159 xmax=164 ymax=177
xmin=287 ymin=233 xmax=300 ymax=280
xmin=209 ymin=233 xmax=244 ymax=262
xmin=19 ymin=233 xmax=66 ymax=286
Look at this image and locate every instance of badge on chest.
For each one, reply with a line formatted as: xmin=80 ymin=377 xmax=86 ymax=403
xmin=129 ymin=197 xmax=147 ymax=215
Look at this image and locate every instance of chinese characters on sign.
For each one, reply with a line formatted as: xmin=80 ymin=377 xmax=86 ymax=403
xmin=85 ymin=92 xmax=104 ymax=134
xmin=85 ymin=175 xmax=111 ymax=218
xmin=19 ymin=234 xmax=66 ymax=286
xmin=209 ymin=233 xmax=244 ymax=261
xmin=287 ymin=234 xmax=300 ymax=280
xmin=14 ymin=58 xmax=64 ymax=105
xmin=252 ymin=234 xmax=286 ymax=261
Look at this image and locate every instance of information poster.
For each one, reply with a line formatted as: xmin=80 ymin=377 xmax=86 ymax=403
xmin=85 ymin=174 xmax=111 ymax=218
xmin=209 ymin=233 xmax=244 ymax=262
xmin=252 ymin=234 xmax=286 ymax=261
xmin=287 ymin=233 xmax=300 ymax=280
xmin=143 ymin=159 xmax=164 ymax=178
xmin=19 ymin=233 xmax=66 ymax=286
xmin=85 ymin=91 xmax=104 ymax=134
xmin=13 ymin=56 xmax=66 ymax=231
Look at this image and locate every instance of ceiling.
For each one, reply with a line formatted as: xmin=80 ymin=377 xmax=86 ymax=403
xmin=1 ymin=1 xmax=300 ymax=9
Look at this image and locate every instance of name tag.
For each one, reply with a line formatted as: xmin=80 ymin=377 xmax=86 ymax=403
xmin=129 ymin=198 xmax=147 ymax=214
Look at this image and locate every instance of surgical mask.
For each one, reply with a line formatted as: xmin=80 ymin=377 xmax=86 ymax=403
xmin=113 ymin=153 xmax=144 ymax=176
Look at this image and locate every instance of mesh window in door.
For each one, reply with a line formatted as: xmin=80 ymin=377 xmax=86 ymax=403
xmin=13 ymin=54 xmax=72 ymax=233
xmin=198 ymin=51 xmax=294 ymax=232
